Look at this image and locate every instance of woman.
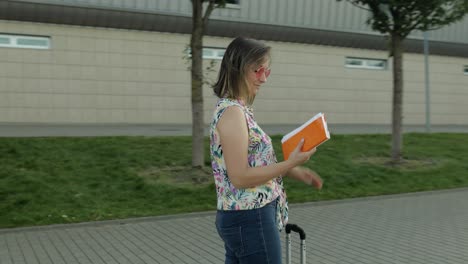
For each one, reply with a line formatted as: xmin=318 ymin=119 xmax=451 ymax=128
xmin=210 ymin=37 xmax=323 ymax=264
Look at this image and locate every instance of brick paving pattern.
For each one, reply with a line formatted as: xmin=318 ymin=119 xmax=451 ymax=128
xmin=1 ymin=188 xmax=467 ymax=264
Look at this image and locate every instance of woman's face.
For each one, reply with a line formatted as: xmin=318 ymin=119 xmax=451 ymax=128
xmin=246 ymin=59 xmax=271 ymax=97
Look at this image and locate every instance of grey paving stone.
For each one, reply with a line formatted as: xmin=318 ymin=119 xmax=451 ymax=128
xmin=1 ymin=188 xmax=468 ymax=264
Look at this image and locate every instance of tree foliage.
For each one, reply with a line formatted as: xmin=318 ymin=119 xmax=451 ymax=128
xmin=338 ymin=0 xmax=467 ymax=163
xmin=343 ymin=0 xmax=468 ymax=38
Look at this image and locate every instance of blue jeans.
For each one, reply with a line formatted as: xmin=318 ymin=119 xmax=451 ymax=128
xmin=215 ymin=199 xmax=281 ymax=264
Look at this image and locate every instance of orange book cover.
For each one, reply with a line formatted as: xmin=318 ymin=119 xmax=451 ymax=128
xmin=281 ymin=113 xmax=330 ymax=160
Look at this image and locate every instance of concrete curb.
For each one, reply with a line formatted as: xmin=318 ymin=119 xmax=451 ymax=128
xmin=2 ymin=187 xmax=467 ymax=235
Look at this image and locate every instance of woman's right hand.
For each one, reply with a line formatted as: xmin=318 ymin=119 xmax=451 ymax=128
xmin=288 ymin=139 xmax=316 ymax=167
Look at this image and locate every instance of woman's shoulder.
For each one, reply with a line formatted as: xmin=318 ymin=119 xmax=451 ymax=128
xmin=217 ymin=97 xmax=245 ymax=107
xmin=215 ymin=98 xmax=246 ymax=113
xmin=212 ymin=98 xmax=248 ymax=128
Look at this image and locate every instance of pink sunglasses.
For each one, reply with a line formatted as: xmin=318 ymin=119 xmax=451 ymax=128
xmin=254 ymin=66 xmax=271 ymax=79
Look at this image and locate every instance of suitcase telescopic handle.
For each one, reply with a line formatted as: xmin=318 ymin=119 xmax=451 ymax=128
xmin=285 ymin=224 xmax=306 ymax=264
xmin=285 ymin=224 xmax=306 ymax=240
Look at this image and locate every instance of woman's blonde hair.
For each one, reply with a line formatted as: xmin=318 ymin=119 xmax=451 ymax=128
xmin=213 ymin=37 xmax=271 ymax=105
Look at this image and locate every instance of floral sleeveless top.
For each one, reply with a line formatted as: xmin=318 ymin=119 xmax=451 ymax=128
xmin=210 ymin=98 xmax=289 ymax=231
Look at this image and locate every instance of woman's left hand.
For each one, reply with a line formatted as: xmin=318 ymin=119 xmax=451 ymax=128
xmin=287 ymin=167 xmax=323 ymax=190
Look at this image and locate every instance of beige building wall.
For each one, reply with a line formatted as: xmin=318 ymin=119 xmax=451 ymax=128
xmin=0 ymin=20 xmax=192 ymax=124
xmin=241 ymin=43 xmax=394 ymax=125
xmin=403 ymin=54 xmax=468 ymax=125
xmin=1 ymin=20 xmax=467 ymax=126
xmin=204 ymin=40 xmax=468 ymax=126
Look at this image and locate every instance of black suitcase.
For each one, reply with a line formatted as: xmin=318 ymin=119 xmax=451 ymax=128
xmin=285 ymin=224 xmax=306 ymax=264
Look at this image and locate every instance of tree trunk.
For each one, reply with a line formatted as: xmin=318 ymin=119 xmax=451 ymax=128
xmin=190 ymin=0 xmax=205 ymax=168
xmin=391 ymin=33 xmax=404 ymax=164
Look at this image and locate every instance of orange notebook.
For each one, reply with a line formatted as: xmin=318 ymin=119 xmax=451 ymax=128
xmin=281 ymin=113 xmax=330 ymax=160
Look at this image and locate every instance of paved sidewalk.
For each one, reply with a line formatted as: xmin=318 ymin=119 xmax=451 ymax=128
xmin=1 ymin=188 xmax=468 ymax=264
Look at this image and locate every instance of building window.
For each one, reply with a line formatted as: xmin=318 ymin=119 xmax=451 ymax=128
xmin=464 ymin=65 xmax=468 ymax=75
xmin=345 ymin=57 xmax=387 ymax=70
xmin=202 ymin=47 xmax=225 ymax=60
xmin=0 ymin=36 xmax=10 ymax=45
xmin=187 ymin=47 xmax=225 ymax=60
xmin=0 ymin=34 xmax=50 ymax=49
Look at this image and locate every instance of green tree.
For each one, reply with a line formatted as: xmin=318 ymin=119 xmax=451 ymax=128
xmin=338 ymin=0 xmax=468 ymax=163
xmin=190 ymin=0 xmax=227 ymax=168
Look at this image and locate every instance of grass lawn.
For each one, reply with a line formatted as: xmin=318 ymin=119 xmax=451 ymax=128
xmin=1 ymin=133 xmax=468 ymax=228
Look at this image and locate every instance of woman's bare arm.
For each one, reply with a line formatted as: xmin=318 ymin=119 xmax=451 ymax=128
xmin=217 ymin=106 xmax=314 ymax=189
